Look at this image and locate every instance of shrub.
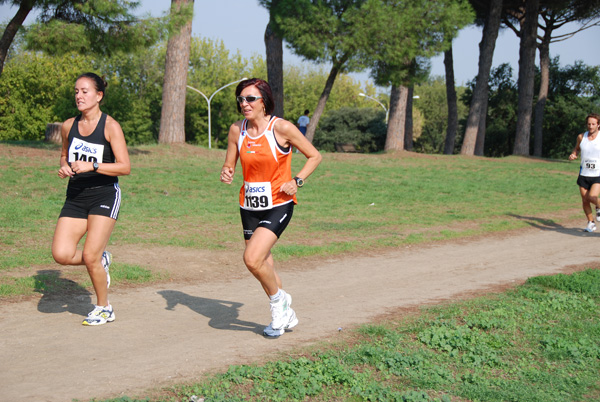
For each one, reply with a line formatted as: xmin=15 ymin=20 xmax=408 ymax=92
xmin=313 ymin=107 xmax=387 ymax=153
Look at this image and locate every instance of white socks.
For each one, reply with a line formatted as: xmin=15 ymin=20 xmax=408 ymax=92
xmin=269 ymin=289 xmax=283 ymax=302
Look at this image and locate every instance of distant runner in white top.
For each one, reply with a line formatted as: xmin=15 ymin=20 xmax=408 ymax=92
xmin=569 ymin=113 xmax=600 ymax=232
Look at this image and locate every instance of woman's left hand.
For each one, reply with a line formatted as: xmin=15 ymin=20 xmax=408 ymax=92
xmin=70 ymin=161 xmax=92 ymax=174
xmin=280 ymin=179 xmax=298 ymax=196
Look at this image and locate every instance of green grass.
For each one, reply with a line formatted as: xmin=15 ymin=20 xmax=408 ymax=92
xmin=95 ymin=268 xmax=600 ymax=402
xmin=0 ymin=142 xmax=582 ymax=297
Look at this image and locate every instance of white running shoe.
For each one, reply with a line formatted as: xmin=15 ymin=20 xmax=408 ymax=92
xmin=264 ymin=291 xmax=298 ymax=337
xmin=102 ymin=251 xmax=112 ymax=288
xmin=82 ymin=304 xmax=115 ymax=326
xmin=585 ymin=221 xmax=597 ymax=233
xmin=263 ymin=308 xmax=298 ymax=337
xmin=269 ymin=291 xmax=292 ymax=330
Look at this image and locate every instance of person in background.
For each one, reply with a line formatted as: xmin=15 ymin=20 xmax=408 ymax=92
xmin=52 ymin=72 xmax=131 ymax=325
xmin=569 ymin=113 xmax=600 ymax=232
xmin=220 ymin=78 xmax=321 ymax=337
xmin=297 ymin=109 xmax=310 ymax=136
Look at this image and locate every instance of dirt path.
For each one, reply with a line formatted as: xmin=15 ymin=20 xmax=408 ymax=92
xmin=1 ymin=220 xmax=599 ymax=402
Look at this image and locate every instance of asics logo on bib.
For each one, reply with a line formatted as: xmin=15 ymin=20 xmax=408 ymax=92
xmin=74 ymin=142 xmax=98 ymax=155
xmin=247 ymin=185 xmax=266 ymax=193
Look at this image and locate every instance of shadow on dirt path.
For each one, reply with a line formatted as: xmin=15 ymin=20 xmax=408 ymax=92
xmin=35 ymin=269 xmax=93 ymax=316
xmin=157 ymin=290 xmax=263 ymax=334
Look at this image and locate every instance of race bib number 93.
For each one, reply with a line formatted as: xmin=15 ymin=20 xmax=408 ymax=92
xmin=584 ymin=159 xmax=598 ymax=170
xmin=244 ymin=181 xmax=273 ymax=211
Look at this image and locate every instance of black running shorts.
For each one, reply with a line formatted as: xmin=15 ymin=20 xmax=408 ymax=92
xmin=240 ymin=202 xmax=294 ymax=240
xmin=59 ymin=183 xmax=122 ymax=220
xmin=577 ymin=175 xmax=600 ymax=190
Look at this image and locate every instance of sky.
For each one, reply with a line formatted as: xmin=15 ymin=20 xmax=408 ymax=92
xmin=2 ymin=0 xmax=599 ymax=89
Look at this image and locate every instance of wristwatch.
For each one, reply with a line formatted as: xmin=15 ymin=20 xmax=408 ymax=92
xmin=293 ymin=176 xmax=304 ymax=187
xmin=93 ymin=162 xmax=99 ymax=172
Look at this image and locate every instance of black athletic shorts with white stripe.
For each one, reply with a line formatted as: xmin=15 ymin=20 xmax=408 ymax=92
xmin=240 ymin=202 xmax=294 ymax=240
xmin=59 ymin=183 xmax=122 ymax=220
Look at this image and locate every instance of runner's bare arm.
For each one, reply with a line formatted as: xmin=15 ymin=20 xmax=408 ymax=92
xmin=57 ymin=118 xmax=76 ymax=178
xmin=221 ymin=122 xmax=242 ymax=184
xmin=101 ymin=116 xmax=131 ymax=176
xmin=569 ymin=133 xmax=584 ymax=160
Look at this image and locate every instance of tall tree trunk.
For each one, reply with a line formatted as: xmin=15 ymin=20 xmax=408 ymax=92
xmin=513 ymin=0 xmax=540 ymax=156
xmin=460 ymin=0 xmax=502 ymax=155
xmin=533 ymin=23 xmax=552 ymax=157
xmin=474 ymin=95 xmax=489 ymax=155
xmin=385 ymin=84 xmax=408 ymax=151
xmin=443 ymin=47 xmax=458 ymax=155
xmin=264 ymin=22 xmax=284 ymax=118
xmin=305 ymin=64 xmax=341 ymax=143
xmin=158 ymin=0 xmax=193 ymax=144
xmin=0 ymin=1 xmax=34 ymax=77
xmin=404 ymin=86 xmax=414 ymax=151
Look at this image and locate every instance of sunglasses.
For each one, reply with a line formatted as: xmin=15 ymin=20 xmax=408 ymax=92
xmin=236 ymin=95 xmax=262 ymax=103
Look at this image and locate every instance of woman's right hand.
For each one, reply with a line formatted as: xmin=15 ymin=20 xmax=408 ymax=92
xmin=221 ymin=167 xmax=234 ymax=184
xmin=58 ymin=165 xmax=74 ymax=179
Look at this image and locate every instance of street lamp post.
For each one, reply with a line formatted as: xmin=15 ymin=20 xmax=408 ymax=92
xmin=359 ymin=92 xmax=388 ymax=124
xmin=187 ymin=77 xmax=248 ymax=149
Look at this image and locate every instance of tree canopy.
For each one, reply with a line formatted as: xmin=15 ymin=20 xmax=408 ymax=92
xmin=0 ymin=0 xmax=169 ymax=76
xmin=359 ymin=0 xmax=474 ymax=86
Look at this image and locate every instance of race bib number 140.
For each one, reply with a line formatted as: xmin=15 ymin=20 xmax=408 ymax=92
xmin=244 ymin=181 xmax=273 ymax=211
xmin=68 ymin=137 xmax=104 ymax=163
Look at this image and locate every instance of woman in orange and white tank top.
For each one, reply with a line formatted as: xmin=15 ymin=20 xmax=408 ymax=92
xmin=220 ymin=78 xmax=322 ymax=338
xmin=237 ymin=115 xmax=296 ymax=210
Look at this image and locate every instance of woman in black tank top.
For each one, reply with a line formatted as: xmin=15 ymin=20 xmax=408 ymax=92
xmin=52 ymin=73 xmax=131 ymax=326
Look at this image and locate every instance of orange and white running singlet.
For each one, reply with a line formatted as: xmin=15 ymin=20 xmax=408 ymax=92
xmin=237 ymin=116 xmax=297 ymax=210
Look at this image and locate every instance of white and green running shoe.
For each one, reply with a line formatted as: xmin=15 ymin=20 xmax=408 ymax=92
xmin=82 ymin=304 xmax=115 ymax=326
xmin=269 ymin=291 xmax=292 ymax=330
xmin=263 ymin=308 xmax=298 ymax=337
xmin=585 ymin=221 xmax=596 ymax=233
xmin=102 ymin=251 xmax=112 ymax=288
xmin=264 ymin=291 xmax=298 ymax=337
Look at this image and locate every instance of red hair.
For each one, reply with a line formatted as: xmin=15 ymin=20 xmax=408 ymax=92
xmin=235 ymin=78 xmax=274 ymax=115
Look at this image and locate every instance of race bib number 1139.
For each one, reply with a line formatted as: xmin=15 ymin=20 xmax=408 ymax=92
xmin=243 ymin=181 xmax=273 ymax=211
